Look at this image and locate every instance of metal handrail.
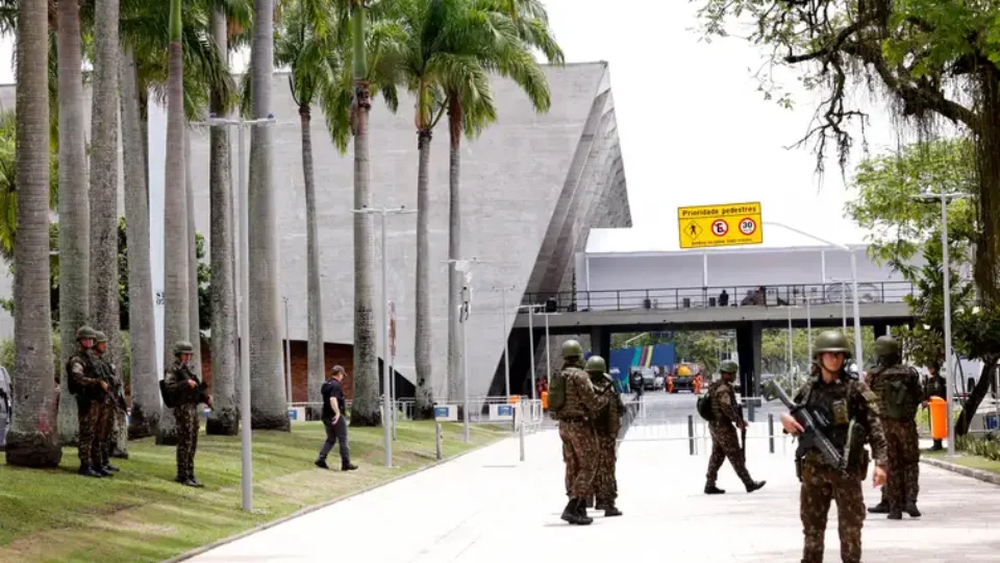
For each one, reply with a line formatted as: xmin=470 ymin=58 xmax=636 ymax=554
xmin=522 ymin=280 xmax=918 ymax=313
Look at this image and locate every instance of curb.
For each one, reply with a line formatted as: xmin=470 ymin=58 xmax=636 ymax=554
xmin=920 ymin=456 xmax=1000 ymax=487
xmin=162 ymin=436 xmax=504 ymax=563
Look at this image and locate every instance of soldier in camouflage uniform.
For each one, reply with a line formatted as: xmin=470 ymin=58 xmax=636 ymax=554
xmin=923 ymin=366 xmax=946 ymax=451
xmin=585 ymin=355 xmax=624 ymax=517
xmin=93 ymin=331 xmax=126 ymax=473
xmin=865 ymin=336 xmax=923 ymax=519
xmin=705 ymin=359 xmax=765 ymax=494
xmin=781 ymin=331 xmax=888 ymax=563
xmin=67 ymin=325 xmax=110 ymax=478
xmin=557 ymin=340 xmax=609 ymax=525
xmin=164 ymin=341 xmax=213 ymax=487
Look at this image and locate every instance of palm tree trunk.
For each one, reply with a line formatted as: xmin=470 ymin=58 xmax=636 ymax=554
xmin=186 ymin=129 xmax=200 ymax=367
xmin=249 ymin=0 xmax=289 ymax=430
xmin=206 ymin=7 xmax=237 ymax=435
xmin=415 ymin=129 xmax=434 ymax=419
xmin=444 ymin=96 xmax=462 ymax=414
xmin=56 ymin=0 xmax=90 ymax=446
xmin=120 ymin=45 xmax=159 ymax=440
xmin=89 ymin=0 xmax=124 ymax=457
xmin=350 ymin=5 xmax=380 ymax=427
xmin=157 ymin=0 xmax=190 ymax=445
xmin=300 ymin=104 xmax=325 ymax=416
xmin=5 ymin=0 xmax=61 ymax=467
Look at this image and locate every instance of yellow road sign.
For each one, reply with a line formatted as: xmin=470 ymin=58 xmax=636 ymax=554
xmin=677 ymin=202 xmax=763 ymax=249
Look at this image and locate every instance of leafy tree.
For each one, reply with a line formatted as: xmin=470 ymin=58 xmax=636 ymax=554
xmin=698 ymin=0 xmax=1000 ymax=305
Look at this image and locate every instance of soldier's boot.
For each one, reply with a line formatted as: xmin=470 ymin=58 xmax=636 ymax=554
xmin=185 ymin=475 xmax=204 ymax=488
xmin=603 ymin=505 xmax=623 ymax=517
xmin=904 ymin=502 xmax=921 ymax=518
xmin=94 ymin=466 xmax=113 ymax=477
xmin=867 ymin=501 xmax=889 ymax=514
xmin=887 ymin=504 xmax=903 ymax=520
xmin=78 ymin=465 xmax=103 ymax=478
xmin=103 ymin=462 xmax=120 ymax=472
xmin=704 ymin=484 xmax=726 ymax=494
xmin=584 ymin=496 xmax=594 ymax=509
xmin=745 ymin=480 xmax=766 ymax=493
xmin=560 ymin=498 xmax=591 ymax=525
xmin=594 ymin=501 xmax=608 ymax=511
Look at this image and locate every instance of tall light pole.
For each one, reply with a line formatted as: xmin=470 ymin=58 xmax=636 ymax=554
xmin=519 ymin=304 xmax=544 ymax=400
xmin=283 ymin=296 xmax=291 ymax=405
xmin=491 ymin=285 xmax=516 ymax=399
xmin=537 ymin=312 xmax=561 ymax=385
xmin=200 ymin=113 xmax=275 ymax=513
xmin=764 ymin=221 xmax=863 ymax=364
xmin=912 ymin=191 xmax=972 ymax=457
xmin=353 ymin=205 xmax=416 ymax=466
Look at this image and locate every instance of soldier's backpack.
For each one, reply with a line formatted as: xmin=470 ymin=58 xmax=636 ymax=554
xmin=159 ymin=379 xmax=176 ymax=409
xmin=548 ymin=369 xmax=568 ymax=416
xmin=696 ymin=385 xmax=715 ymax=422
xmin=885 ymin=379 xmax=910 ymax=420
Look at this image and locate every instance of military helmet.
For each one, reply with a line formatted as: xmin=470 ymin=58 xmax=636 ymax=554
xmin=561 ymin=339 xmax=583 ymax=359
xmin=94 ymin=331 xmax=108 ymax=343
xmin=173 ymin=340 xmax=195 ymax=356
xmin=719 ymin=359 xmax=739 ymax=374
xmin=584 ymin=355 xmax=607 ymax=374
xmin=874 ymin=335 xmax=900 ymax=358
xmin=76 ymin=325 xmax=97 ymax=340
xmin=813 ymin=330 xmax=852 ymax=358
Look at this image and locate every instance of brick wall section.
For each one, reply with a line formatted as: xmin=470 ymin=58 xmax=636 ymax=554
xmin=200 ymin=340 xmax=355 ymax=401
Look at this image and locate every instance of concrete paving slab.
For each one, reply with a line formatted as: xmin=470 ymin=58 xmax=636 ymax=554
xmin=189 ymin=423 xmax=1000 ymax=563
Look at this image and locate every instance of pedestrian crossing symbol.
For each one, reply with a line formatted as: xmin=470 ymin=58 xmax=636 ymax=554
xmin=685 ymin=221 xmax=703 ymax=240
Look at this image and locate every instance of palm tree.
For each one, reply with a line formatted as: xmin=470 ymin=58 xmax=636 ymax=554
xmin=5 ymin=0 xmax=60 ymax=468
xmin=157 ymin=0 xmax=192 ymax=444
xmin=89 ymin=0 xmax=124 ymax=455
xmin=205 ymin=4 xmax=239 ymax=436
xmin=247 ymin=0 xmax=289 ymax=430
xmin=275 ymin=0 xmax=348 ymax=418
xmin=444 ymin=0 xmax=560 ymax=407
xmin=119 ymin=44 xmax=160 ymax=440
xmin=334 ymin=0 xmax=403 ymax=426
xmin=56 ymin=0 xmax=92 ymax=446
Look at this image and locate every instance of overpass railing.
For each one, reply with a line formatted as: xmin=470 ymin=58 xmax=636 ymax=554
xmin=523 ymin=280 xmax=916 ymax=313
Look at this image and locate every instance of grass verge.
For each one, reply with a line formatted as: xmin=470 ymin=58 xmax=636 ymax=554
xmin=923 ymin=448 xmax=1000 ymax=475
xmin=0 ymin=420 xmax=506 ymax=562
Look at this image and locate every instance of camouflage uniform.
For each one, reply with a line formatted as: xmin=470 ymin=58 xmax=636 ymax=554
xmin=866 ymin=336 xmax=923 ymax=518
xmin=585 ymin=356 xmax=623 ymax=516
xmin=164 ymin=341 xmax=210 ymax=487
xmin=92 ymin=331 xmax=123 ymax=472
xmin=705 ymin=360 xmax=764 ymax=494
xmin=793 ymin=331 xmax=888 ymax=563
xmin=67 ymin=325 xmax=109 ymax=478
xmin=557 ymin=340 xmax=609 ymax=525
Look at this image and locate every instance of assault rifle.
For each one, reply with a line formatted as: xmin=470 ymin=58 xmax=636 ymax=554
xmin=763 ymin=379 xmax=845 ymax=472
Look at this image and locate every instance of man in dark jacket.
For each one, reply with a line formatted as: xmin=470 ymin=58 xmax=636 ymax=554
xmin=315 ymin=365 xmax=358 ymax=471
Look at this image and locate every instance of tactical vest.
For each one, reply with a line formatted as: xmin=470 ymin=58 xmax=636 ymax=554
xmin=797 ymin=377 xmax=863 ymax=462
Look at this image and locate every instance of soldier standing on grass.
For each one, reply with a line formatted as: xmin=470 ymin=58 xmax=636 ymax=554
xmin=584 ymin=355 xmax=623 ymax=517
xmin=781 ymin=330 xmax=888 ymax=563
xmin=93 ymin=331 xmax=124 ymax=474
xmin=164 ymin=341 xmax=212 ymax=488
xmin=704 ymin=359 xmax=765 ymax=495
xmin=866 ymin=336 xmax=923 ymax=519
xmin=549 ymin=339 xmax=608 ymax=526
xmin=67 ymin=325 xmax=110 ymax=478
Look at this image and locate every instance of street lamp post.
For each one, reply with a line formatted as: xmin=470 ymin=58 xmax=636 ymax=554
xmin=519 ymin=304 xmax=544 ymax=400
xmin=353 ymin=205 xmax=416 ymax=466
xmin=199 ymin=113 xmax=275 ymax=513
xmin=283 ymin=296 xmax=291 ymax=404
xmin=764 ymin=221 xmax=864 ymax=363
xmin=491 ymin=285 xmax=516 ymax=399
xmin=912 ymin=191 xmax=972 ymax=457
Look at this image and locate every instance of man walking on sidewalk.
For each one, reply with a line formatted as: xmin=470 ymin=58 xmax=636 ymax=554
xmin=316 ymin=366 xmax=358 ymax=471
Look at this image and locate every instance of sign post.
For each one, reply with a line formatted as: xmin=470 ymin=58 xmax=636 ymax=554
xmin=678 ymin=202 xmax=763 ymax=249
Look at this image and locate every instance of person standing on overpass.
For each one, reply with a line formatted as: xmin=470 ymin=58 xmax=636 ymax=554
xmin=704 ymin=360 xmax=765 ymax=495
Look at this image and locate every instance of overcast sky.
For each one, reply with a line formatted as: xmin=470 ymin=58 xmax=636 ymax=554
xmin=0 ymin=1 xmax=922 ymax=252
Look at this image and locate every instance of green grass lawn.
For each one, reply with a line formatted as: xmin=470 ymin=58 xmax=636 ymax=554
xmin=924 ymin=448 xmax=1000 ymax=475
xmin=0 ymin=420 xmax=507 ymax=562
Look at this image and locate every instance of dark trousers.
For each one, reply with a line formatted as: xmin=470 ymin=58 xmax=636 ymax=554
xmin=318 ymin=416 xmax=350 ymax=467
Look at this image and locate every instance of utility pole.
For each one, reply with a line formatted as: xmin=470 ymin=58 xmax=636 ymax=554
xmin=353 ymin=205 xmax=416 ymax=466
xmin=912 ymin=191 xmax=972 ymax=457
xmin=283 ymin=296 xmax=291 ymax=405
xmin=519 ymin=304 xmax=544 ymax=400
xmin=490 ymin=285 xmax=516 ymax=398
xmin=200 ymin=112 xmax=275 ymax=513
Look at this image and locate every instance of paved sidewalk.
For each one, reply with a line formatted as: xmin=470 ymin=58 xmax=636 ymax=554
xmin=191 ymin=426 xmax=1000 ymax=562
